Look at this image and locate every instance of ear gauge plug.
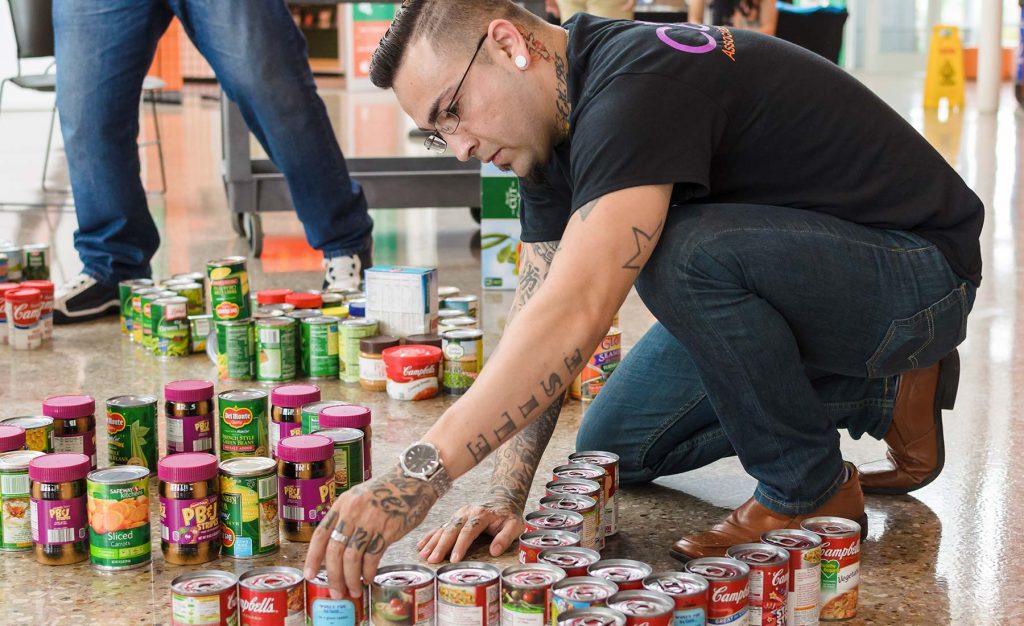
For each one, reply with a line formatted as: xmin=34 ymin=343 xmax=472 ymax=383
xmin=515 ymin=55 xmax=528 ymax=70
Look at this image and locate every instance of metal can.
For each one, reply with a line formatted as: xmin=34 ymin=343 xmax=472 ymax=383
xmin=208 ymin=256 xmax=252 ymax=322
xmin=142 ymin=289 xmax=177 ymax=350
xmin=525 ymin=509 xmax=585 ymax=535
xmin=0 ymin=244 xmax=21 ymax=281
xmin=545 ymin=478 xmax=604 ymax=550
xmin=0 ymin=450 xmax=45 ymax=551
xmin=684 ymin=557 xmax=750 ymax=626
xmin=21 ymin=243 xmax=49 ymax=280
xmin=607 ymin=590 xmax=674 ymax=626
xmin=0 ymin=252 xmax=7 ymax=282
xmin=106 ymin=395 xmax=158 ymax=472
xmin=438 ymin=315 xmax=477 ymax=334
xmin=256 ymin=317 xmax=298 ymax=383
xmin=118 ymin=279 xmax=153 ymax=335
xmin=238 ymin=566 xmax=304 ymax=625
xmin=314 ymin=427 xmax=365 ymax=497
xmin=372 ymin=564 xmax=436 ymax=626
xmin=552 ymin=463 xmax=609 ymax=535
xmin=317 ymin=404 xmax=373 ymax=480
xmin=537 ymin=547 xmax=602 ymax=578
xmin=153 ymin=296 xmax=192 ymax=357
xmin=219 ymin=389 xmax=270 ymax=459
xmin=443 ymin=294 xmax=478 ymax=318
xmin=302 ymin=316 xmax=341 ymax=379
xmin=642 ymin=572 xmax=709 ymax=626
xmin=0 ymin=415 xmax=53 ymax=452
xmin=556 ymin=607 xmax=627 ymax=625
xmin=588 ymin=561 xmax=653 ymax=593
xmin=339 ymin=318 xmax=379 ymax=384
xmin=568 ymin=451 xmax=620 ymax=538
xmin=801 ymin=517 xmax=861 ymax=622
xmin=217 ymin=319 xmax=256 ymax=381
xmin=762 ymin=529 xmax=822 ymax=626
xmin=20 ymin=280 xmax=54 ymax=340
xmin=131 ymin=286 xmax=161 ymax=343
xmin=518 ymin=529 xmax=582 ymax=564
xmin=552 ymin=576 xmax=619 ymax=620
xmin=170 ymin=570 xmax=239 ymax=626
xmin=306 ymin=568 xmax=369 ymax=625
xmin=727 ymin=543 xmax=789 ymax=626
xmin=168 ymin=281 xmax=205 ymax=317
xmin=571 ymin=329 xmax=621 ymax=402
xmin=300 ymin=401 xmax=345 ymax=435
xmin=538 ymin=494 xmax=599 ymax=554
xmin=86 ymin=465 xmax=151 ymax=570
xmin=171 ymin=271 xmax=207 ymax=294
xmin=441 ymin=328 xmax=484 ymax=395
xmin=220 ymin=457 xmax=279 ymax=559
xmin=437 ymin=562 xmax=501 ymax=625
xmin=6 ymin=287 xmax=42 ymax=350
xmin=500 ymin=563 xmax=566 ymax=626
xmin=189 ymin=314 xmax=213 ymax=353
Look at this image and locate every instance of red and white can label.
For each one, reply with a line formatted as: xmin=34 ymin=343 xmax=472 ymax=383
xmin=708 ymin=579 xmax=749 ymax=625
xmin=819 ymin=536 xmax=860 ymax=621
xmin=748 ymin=565 xmax=788 ymax=626
xmin=239 ymin=586 xmax=303 ymax=625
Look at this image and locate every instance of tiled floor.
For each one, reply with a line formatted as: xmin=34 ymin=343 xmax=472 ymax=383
xmin=0 ymin=73 xmax=1021 ymax=625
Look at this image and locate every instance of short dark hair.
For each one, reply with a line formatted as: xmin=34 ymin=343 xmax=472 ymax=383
xmin=369 ymin=0 xmax=539 ymax=90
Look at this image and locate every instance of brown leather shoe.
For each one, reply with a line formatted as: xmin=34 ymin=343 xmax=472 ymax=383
xmin=859 ymin=350 xmax=959 ymax=495
xmin=670 ymin=462 xmax=867 ymax=561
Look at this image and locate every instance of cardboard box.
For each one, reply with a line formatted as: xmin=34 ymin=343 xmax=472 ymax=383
xmin=480 ymin=163 xmax=522 ymax=290
xmin=365 ymin=266 xmax=438 ymax=338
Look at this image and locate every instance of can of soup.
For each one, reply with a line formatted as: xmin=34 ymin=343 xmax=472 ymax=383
xmin=170 ymin=570 xmax=239 ymax=626
xmin=306 ymin=568 xmax=368 ymax=625
xmin=219 ymin=456 xmax=279 ymax=559
xmin=684 ymin=557 xmax=750 ymax=626
xmin=538 ymin=546 xmax=602 ymax=578
xmin=372 ymin=564 xmax=436 ymax=626
xmin=518 ymin=529 xmax=582 ymax=564
xmin=86 ymin=465 xmax=151 ymax=570
xmin=762 ymin=528 xmax=823 ymax=626
xmin=551 ymin=576 xmax=619 ymax=621
xmin=538 ymin=494 xmax=599 ymax=554
xmin=607 ymin=590 xmax=674 ymax=626
xmin=588 ymin=560 xmax=653 ymax=593
xmin=525 ymin=509 xmax=585 ymax=535
xmin=567 ymin=451 xmax=619 ymax=538
xmin=500 ymin=563 xmax=566 ymax=626
xmin=642 ymin=572 xmax=709 ymax=626
xmin=727 ymin=543 xmax=790 ymax=626
xmin=545 ymin=478 xmax=604 ymax=550
xmin=801 ymin=516 xmax=861 ymax=621
xmin=437 ymin=562 xmax=501 ymax=625
xmin=238 ymin=566 xmax=304 ymax=625
xmin=556 ymin=607 xmax=627 ymax=625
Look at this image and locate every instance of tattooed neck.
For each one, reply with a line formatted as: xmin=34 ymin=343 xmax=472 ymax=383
xmin=515 ymin=25 xmax=571 ymax=140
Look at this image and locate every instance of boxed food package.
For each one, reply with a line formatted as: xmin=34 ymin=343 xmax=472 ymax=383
xmin=365 ymin=266 xmax=438 ymax=338
xmin=480 ymin=162 xmax=522 ymax=290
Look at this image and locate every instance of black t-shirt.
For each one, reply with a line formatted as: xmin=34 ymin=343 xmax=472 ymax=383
xmin=520 ymin=15 xmax=984 ymax=286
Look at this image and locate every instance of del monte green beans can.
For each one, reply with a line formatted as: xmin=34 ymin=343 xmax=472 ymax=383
xmin=118 ymin=279 xmax=153 ymax=335
xmin=86 ymin=466 xmax=151 ymax=570
xmin=167 ymin=281 xmax=204 ymax=317
xmin=105 ymin=395 xmax=158 ymax=473
xmin=208 ymin=256 xmax=251 ymax=321
xmin=256 ymin=317 xmax=297 ymax=383
xmin=219 ymin=456 xmax=279 ymax=558
xmin=218 ymin=389 xmax=270 ymax=459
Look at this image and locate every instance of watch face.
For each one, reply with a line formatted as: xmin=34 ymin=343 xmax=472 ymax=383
xmin=403 ymin=444 xmax=439 ymax=475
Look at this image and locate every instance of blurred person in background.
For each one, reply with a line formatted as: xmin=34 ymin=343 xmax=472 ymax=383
xmin=688 ymin=0 xmax=778 ymax=35
xmin=555 ymin=0 xmax=636 ymax=22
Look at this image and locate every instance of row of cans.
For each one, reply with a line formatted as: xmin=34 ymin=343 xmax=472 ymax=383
xmin=0 ymin=241 xmax=50 ymax=282
xmin=119 ymin=274 xmax=208 ymax=357
xmin=0 ymin=279 xmax=54 ymax=350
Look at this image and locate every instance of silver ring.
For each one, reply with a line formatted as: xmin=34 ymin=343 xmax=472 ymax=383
xmin=330 ymin=528 xmax=350 ymax=545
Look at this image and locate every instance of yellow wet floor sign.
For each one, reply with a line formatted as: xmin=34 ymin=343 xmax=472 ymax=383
xmin=924 ymin=25 xmax=965 ymax=110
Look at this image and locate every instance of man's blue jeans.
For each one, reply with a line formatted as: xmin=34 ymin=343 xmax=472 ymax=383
xmin=577 ymin=204 xmax=976 ymax=515
xmin=53 ymin=0 xmax=372 ymax=283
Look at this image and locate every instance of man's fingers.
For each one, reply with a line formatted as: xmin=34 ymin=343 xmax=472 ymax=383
xmin=490 ymin=518 xmax=523 ymax=557
xmin=343 ymin=532 xmax=368 ymax=598
xmin=362 ymin=550 xmax=383 ymax=595
xmin=305 ymin=509 xmax=338 ymax=579
xmin=427 ymin=516 xmax=468 ymax=564
xmin=450 ymin=517 xmax=488 ymax=563
xmin=416 ymin=527 xmax=438 ymax=551
xmin=418 ymin=528 xmax=443 ymax=560
xmin=325 ymin=526 xmax=348 ymax=600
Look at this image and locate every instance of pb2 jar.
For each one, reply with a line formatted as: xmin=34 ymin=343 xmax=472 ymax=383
xmin=29 ymin=453 xmax=90 ymax=565
xmin=159 ymin=452 xmax=221 ymax=565
xmin=277 ymin=435 xmax=335 ymax=543
xmin=164 ymin=380 xmax=215 ymax=455
xmin=42 ymin=395 xmax=97 ymax=470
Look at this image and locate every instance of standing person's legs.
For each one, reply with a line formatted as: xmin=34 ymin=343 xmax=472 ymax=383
xmin=556 ymin=0 xmax=588 ymax=22
xmin=175 ymin=0 xmax=372 ymax=266
xmin=53 ymin=0 xmax=171 ymax=319
xmin=585 ymin=0 xmax=635 ymax=19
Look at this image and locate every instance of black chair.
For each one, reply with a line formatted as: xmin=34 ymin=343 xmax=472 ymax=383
xmin=1 ymin=0 xmax=167 ymax=193
xmin=774 ymin=3 xmax=849 ymax=65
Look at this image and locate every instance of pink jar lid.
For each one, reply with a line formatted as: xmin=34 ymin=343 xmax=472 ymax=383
xmin=158 ymin=452 xmax=219 ymax=483
xmin=42 ymin=394 xmax=96 ymax=419
xmin=271 ymin=384 xmax=321 ymax=408
xmin=277 ymin=435 xmax=333 ymax=463
xmin=165 ymin=380 xmax=215 ymax=403
xmin=29 ymin=453 xmax=90 ymax=483
xmin=0 ymin=425 xmax=26 ymax=451
xmin=319 ymin=404 xmax=372 ymax=429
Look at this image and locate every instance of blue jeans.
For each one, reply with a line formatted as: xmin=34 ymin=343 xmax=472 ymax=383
xmin=577 ymin=204 xmax=976 ymax=515
xmin=53 ymin=0 xmax=372 ymax=283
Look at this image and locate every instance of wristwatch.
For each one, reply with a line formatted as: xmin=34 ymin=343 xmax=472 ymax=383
xmin=398 ymin=442 xmax=453 ymax=499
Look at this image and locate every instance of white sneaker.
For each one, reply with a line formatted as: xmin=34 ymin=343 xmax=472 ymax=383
xmin=53 ymin=273 xmax=121 ymax=324
xmin=323 ymin=254 xmax=363 ymax=291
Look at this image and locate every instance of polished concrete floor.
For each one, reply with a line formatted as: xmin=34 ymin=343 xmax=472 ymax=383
xmin=0 ymin=73 xmax=1022 ymax=625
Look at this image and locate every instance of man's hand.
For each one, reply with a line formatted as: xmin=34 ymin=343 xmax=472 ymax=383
xmin=303 ymin=465 xmax=438 ymax=599
xmin=416 ymin=498 xmax=524 ymax=564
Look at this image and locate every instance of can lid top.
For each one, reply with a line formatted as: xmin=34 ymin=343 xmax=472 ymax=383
xmin=256 ymin=288 xmax=293 ymax=304
xmin=360 ymin=335 xmax=400 ymax=354
xmin=441 ymin=328 xmax=484 ymax=340
xmin=608 ymin=590 xmax=675 ymax=615
xmin=441 ymin=316 xmax=477 ymax=326
xmin=165 ymin=379 xmax=215 ymax=402
xmin=19 ymin=280 xmax=54 ymax=295
xmin=437 ymin=286 xmax=460 ymax=298
xmin=444 ymin=294 xmax=478 ymax=303
xmin=285 ymin=291 xmax=323 ymax=308
xmin=277 ymin=434 xmax=334 ymax=463
xmin=218 ymin=389 xmax=268 ymax=402
xmin=0 ymin=425 xmax=26 ymax=450
xmin=642 ymin=571 xmax=709 ymax=596
xmin=158 ymin=452 xmax=219 ymax=483
xmin=220 ymin=456 xmax=276 ymax=477
xmin=341 ymin=317 xmax=378 ymax=327
xmin=42 ymin=394 xmax=96 ymax=419
xmin=318 ymin=404 xmax=371 ymax=429
xmin=88 ymin=465 xmax=150 ymax=484
xmin=0 ymin=449 xmax=45 ymax=471
xmin=0 ymin=415 xmax=53 ymax=429
xmin=106 ymin=394 xmax=159 ymax=408
xmin=683 ymin=556 xmax=750 ymax=580
xmin=315 ymin=427 xmax=365 ymax=444
xmin=271 ymin=384 xmax=321 ymax=408
xmin=7 ymin=287 xmax=40 ymax=302
xmin=438 ymin=308 xmax=462 ymax=319
xmin=29 ymin=453 xmax=91 ymax=483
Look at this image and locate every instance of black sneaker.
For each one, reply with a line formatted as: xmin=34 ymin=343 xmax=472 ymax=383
xmin=53 ymin=273 xmax=120 ymax=324
xmin=322 ymin=247 xmax=373 ymax=290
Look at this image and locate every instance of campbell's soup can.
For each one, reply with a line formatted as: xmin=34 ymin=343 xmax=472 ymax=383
xmin=801 ymin=517 xmax=861 ymax=621
xmin=170 ymin=570 xmax=239 ymax=626
xmin=306 ymin=568 xmax=368 ymax=625
xmin=685 ymin=557 xmax=750 ymax=625
xmin=643 ymin=571 xmax=709 ymax=626
xmin=372 ymin=564 xmax=436 ymax=625
xmin=588 ymin=560 xmax=653 ymax=593
xmin=728 ymin=543 xmax=790 ymax=626
xmin=763 ymin=528 xmax=823 ymax=626
xmin=238 ymin=566 xmax=304 ymax=625
xmin=556 ymin=607 xmax=627 ymax=625
xmin=538 ymin=546 xmax=602 ymax=578
xmin=545 ymin=478 xmax=604 ymax=550
xmin=436 ymin=562 xmax=501 ymax=625
xmin=607 ymin=590 xmax=675 ymax=626
xmin=500 ymin=563 xmax=566 ymax=626
xmin=525 ymin=509 xmax=585 ymax=535
xmin=539 ymin=494 xmax=599 ymax=552
xmin=518 ymin=529 xmax=581 ymax=564
xmin=567 ymin=451 xmax=619 ymax=537
xmin=551 ymin=576 xmax=619 ymax=622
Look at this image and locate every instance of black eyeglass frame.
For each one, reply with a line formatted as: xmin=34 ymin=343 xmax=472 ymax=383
xmin=424 ymin=34 xmax=488 ymax=154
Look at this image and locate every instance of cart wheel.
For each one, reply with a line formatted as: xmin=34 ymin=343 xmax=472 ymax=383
xmin=231 ymin=211 xmax=246 ymax=237
xmin=470 ymin=207 xmax=481 ymax=224
xmin=244 ymin=212 xmax=263 ymax=258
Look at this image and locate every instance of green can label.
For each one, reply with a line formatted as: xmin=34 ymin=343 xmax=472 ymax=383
xmin=156 ymin=319 xmax=191 ymax=357
xmin=118 ymin=280 xmax=152 ymax=335
xmin=216 ymin=321 xmax=255 ymax=381
xmin=256 ymin=319 xmax=297 ymax=382
xmin=208 ymin=258 xmax=251 ymax=321
xmin=131 ymin=288 xmax=160 ymax=343
xmin=0 ymin=451 xmax=42 ymax=550
xmin=219 ymin=391 xmax=270 ymax=459
xmin=170 ymin=284 xmax=204 ymax=317
xmin=106 ymin=397 xmax=157 ymax=471
xmin=332 ymin=441 xmax=364 ymax=496
xmin=340 ymin=319 xmax=379 ymax=384
xmin=87 ymin=471 xmax=151 ymax=569
xmin=299 ymin=401 xmax=340 ymax=435
xmin=302 ymin=317 xmax=340 ymax=378
xmin=220 ymin=464 xmax=279 ymax=558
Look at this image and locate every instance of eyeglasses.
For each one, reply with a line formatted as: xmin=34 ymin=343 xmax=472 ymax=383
xmin=424 ymin=34 xmax=488 ymax=154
